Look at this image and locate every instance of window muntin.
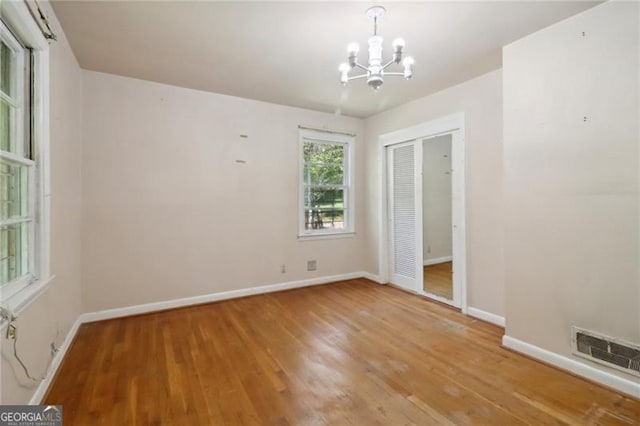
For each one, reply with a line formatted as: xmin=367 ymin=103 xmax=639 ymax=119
xmin=299 ymin=131 xmax=354 ymax=236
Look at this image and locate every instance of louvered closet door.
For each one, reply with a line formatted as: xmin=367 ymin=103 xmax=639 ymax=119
xmin=388 ymin=141 xmax=422 ymax=292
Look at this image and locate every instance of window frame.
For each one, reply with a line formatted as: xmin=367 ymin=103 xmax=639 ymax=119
xmin=0 ymin=19 xmax=35 ymax=300
xmin=0 ymin=19 xmax=26 ymax=155
xmin=298 ymin=128 xmax=355 ymax=239
xmin=0 ymin=0 xmax=52 ymax=314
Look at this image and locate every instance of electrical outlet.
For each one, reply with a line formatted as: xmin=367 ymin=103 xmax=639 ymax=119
xmin=307 ymin=260 xmax=317 ymax=271
xmin=280 ymin=264 xmax=286 ymax=274
xmin=50 ymin=342 xmax=59 ymax=356
xmin=6 ymin=324 xmax=17 ymax=340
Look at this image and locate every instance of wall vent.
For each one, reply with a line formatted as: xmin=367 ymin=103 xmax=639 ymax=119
xmin=571 ymin=326 xmax=640 ymax=377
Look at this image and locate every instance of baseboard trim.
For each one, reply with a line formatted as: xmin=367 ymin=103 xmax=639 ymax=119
xmin=423 ymin=256 xmax=452 ymax=266
xmin=502 ymin=335 xmax=640 ymax=399
xmin=360 ymin=272 xmax=386 ymax=284
xmin=467 ymin=307 xmax=505 ymax=327
xmin=28 ymin=316 xmax=82 ymax=405
xmin=80 ymin=272 xmax=365 ymax=323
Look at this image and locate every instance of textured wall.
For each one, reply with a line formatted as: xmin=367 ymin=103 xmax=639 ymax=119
xmin=0 ymin=1 xmax=84 ymax=404
xmin=80 ymin=71 xmax=366 ymax=312
xmin=364 ymin=70 xmax=504 ymax=317
xmin=503 ymin=1 xmax=639 ymax=382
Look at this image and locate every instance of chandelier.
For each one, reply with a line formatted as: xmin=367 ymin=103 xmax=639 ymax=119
xmin=339 ymin=6 xmax=414 ymax=91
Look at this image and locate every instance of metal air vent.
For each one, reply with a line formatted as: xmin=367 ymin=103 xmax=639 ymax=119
xmin=572 ymin=326 xmax=640 ymax=377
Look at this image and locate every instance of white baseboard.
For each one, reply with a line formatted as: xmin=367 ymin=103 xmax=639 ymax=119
xmin=80 ymin=272 xmax=366 ymax=323
xmin=502 ymin=335 xmax=640 ymax=399
xmin=423 ymin=256 xmax=452 ymax=266
xmin=28 ymin=316 xmax=82 ymax=405
xmin=467 ymin=307 xmax=505 ymax=327
xmin=360 ymin=272 xmax=386 ymax=284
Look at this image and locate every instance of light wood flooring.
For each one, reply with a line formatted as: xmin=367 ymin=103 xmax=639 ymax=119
xmin=44 ymin=279 xmax=639 ymax=425
xmin=424 ymin=261 xmax=453 ymax=300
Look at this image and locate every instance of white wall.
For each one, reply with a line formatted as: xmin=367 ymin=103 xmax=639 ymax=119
xmin=423 ymin=135 xmax=453 ymax=263
xmin=503 ymin=0 xmax=639 ymax=383
xmin=364 ymin=70 xmax=504 ymax=317
xmin=81 ymin=71 xmax=366 ymax=312
xmin=0 ymin=2 xmax=84 ymax=404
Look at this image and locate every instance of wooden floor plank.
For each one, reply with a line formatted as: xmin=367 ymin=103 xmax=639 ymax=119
xmin=44 ymin=279 xmax=640 ymax=425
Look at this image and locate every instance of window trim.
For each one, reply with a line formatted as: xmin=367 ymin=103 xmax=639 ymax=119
xmin=298 ymin=128 xmax=355 ymax=239
xmin=0 ymin=0 xmax=52 ymax=314
xmin=0 ymin=19 xmax=26 ymax=156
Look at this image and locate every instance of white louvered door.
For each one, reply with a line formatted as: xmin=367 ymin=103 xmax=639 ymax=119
xmin=387 ymin=141 xmax=422 ymax=292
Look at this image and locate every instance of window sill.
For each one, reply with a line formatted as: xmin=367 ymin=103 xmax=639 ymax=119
xmin=0 ymin=275 xmax=55 ymax=326
xmin=298 ymin=232 xmax=356 ymax=241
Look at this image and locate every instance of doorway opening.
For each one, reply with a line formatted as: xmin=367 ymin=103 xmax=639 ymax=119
xmin=379 ymin=113 xmax=466 ymax=311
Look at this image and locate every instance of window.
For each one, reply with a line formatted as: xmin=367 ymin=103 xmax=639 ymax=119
xmin=0 ymin=2 xmax=51 ymax=311
xmin=1 ymin=20 xmax=33 ymax=300
xmin=299 ymin=129 xmax=354 ymax=237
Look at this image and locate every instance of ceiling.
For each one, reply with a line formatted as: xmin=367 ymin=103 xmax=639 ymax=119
xmin=51 ymin=1 xmax=599 ymax=118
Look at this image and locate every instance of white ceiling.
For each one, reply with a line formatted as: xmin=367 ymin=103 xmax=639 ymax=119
xmin=51 ymin=1 xmax=599 ymax=118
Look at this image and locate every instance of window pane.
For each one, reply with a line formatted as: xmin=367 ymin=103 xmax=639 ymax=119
xmin=0 ymin=40 xmax=13 ymax=97
xmin=303 ymin=187 xmax=345 ymax=208
xmin=0 ymin=221 xmax=29 ymax=286
xmin=303 ymin=187 xmax=346 ymax=230
xmin=304 ymin=207 xmax=346 ymax=230
xmin=0 ymin=159 xmax=28 ymax=221
xmin=303 ymin=142 xmax=344 ymax=185
xmin=0 ymin=97 xmax=14 ymax=152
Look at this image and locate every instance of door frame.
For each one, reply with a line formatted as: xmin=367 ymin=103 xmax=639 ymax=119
xmin=378 ymin=112 xmax=467 ymax=313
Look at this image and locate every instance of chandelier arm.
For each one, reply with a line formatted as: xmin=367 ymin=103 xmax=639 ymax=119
xmin=347 ymin=74 xmax=369 ymax=81
xmin=381 ymin=59 xmax=396 ymax=70
xmin=383 ymin=72 xmax=406 ymax=76
xmin=354 ymin=62 xmax=369 ymax=72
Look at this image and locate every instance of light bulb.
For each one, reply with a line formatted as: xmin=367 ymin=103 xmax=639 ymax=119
xmin=392 ymin=38 xmax=405 ymax=63
xmin=347 ymin=42 xmax=360 ymax=55
xmin=403 ymin=56 xmax=414 ymax=79
xmin=339 ymin=63 xmax=350 ymax=73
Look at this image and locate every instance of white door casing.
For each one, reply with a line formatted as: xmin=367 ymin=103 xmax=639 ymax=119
xmin=379 ymin=112 xmax=467 ymax=313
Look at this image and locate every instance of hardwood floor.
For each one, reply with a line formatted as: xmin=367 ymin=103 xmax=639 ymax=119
xmin=424 ymin=261 xmax=453 ymax=300
xmin=44 ymin=279 xmax=639 ymax=425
